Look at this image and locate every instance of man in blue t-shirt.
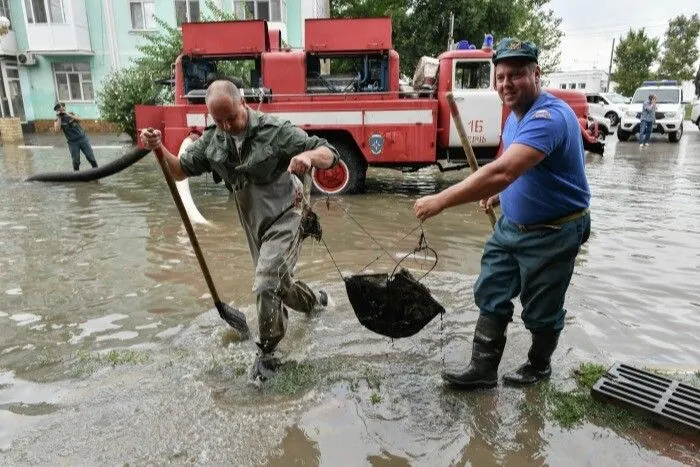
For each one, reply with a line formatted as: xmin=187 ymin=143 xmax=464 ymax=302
xmin=414 ymin=38 xmax=591 ymax=390
xmin=53 ymin=102 xmax=98 ymax=171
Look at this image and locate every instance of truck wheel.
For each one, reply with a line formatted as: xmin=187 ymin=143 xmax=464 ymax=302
xmin=605 ymin=111 xmax=619 ymax=127
xmin=668 ymin=125 xmax=683 ymax=143
xmin=616 ymin=128 xmax=630 ymax=141
xmin=312 ymin=140 xmax=367 ymax=195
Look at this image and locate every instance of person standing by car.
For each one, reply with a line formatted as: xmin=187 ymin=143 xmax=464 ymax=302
xmin=639 ymin=94 xmax=656 ymax=147
xmin=53 ymin=102 xmax=98 ymax=171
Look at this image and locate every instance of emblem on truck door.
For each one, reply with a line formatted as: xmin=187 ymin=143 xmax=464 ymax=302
xmin=369 ymin=133 xmax=384 ymax=155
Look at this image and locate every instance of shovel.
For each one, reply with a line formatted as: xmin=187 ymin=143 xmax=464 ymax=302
xmin=152 ymin=141 xmax=251 ymax=339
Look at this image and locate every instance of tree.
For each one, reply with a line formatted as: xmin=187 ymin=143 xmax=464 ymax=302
xmin=331 ymin=0 xmax=563 ymax=75
xmin=657 ymin=14 xmax=700 ymax=82
xmin=96 ymin=68 xmax=162 ymax=141
xmin=610 ymin=29 xmax=660 ymax=96
xmin=97 ymin=0 xmax=249 ymax=139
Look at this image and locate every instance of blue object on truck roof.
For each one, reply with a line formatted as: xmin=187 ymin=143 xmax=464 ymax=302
xmin=642 ymin=80 xmax=679 ymax=86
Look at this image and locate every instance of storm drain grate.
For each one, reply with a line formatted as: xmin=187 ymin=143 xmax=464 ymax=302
xmin=591 ymin=362 xmax=700 ymax=434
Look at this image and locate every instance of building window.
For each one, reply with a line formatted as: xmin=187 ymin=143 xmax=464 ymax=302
xmin=234 ymin=1 xmax=284 ymax=22
xmin=53 ymin=62 xmax=93 ymax=102
xmin=0 ymin=0 xmax=10 ymax=25
xmin=578 ymin=83 xmax=586 ymax=89
xmin=175 ymin=0 xmax=200 ymax=26
xmin=130 ymin=1 xmax=156 ymax=30
xmin=454 ymin=61 xmax=491 ymax=90
xmin=560 ymin=84 xmax=566 ymax=89
xmin=24 ymin=0 xmax=65 ymax=24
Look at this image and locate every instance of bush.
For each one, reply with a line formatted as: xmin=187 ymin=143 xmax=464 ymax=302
xmin=96 ymin=67 xmax=163 ymax=142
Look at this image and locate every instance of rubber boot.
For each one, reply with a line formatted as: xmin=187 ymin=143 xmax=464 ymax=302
xmin=441 ymin=314 xmax=508 ymax=389
xmin=248 ymin=342 xmax=281 ymax=387
xmin=502 ymin=330 xmax=560 ymax=386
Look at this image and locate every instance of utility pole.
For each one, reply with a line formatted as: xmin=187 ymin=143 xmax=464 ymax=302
xmin=447 ymin=12 xmax=455 ymax=50
xmin=606 ymin=38 xmax=615 ymax=92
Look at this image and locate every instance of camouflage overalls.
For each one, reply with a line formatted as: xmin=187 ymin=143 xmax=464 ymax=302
xmin=179 ymin=108 xmax=339 ymax=352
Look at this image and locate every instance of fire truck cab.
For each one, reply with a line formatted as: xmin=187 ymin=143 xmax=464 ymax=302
xmin=135 ymin=17 xmax=599 ymax=195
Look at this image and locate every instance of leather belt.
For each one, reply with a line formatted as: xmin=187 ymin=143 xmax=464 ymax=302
xmin=514 ymin=208 xmax=589 ymax=233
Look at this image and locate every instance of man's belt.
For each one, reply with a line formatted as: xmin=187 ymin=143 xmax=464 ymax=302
xmin=514 ymin=208 xmax=589 ymax=233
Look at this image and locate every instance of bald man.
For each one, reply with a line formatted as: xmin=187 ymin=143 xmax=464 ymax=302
xmin=141 ymin=80 xmax=338 ymax=384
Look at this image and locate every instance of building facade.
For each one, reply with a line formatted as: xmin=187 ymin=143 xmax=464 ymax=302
xmin=542 ymin=69 xmax=612 ymax=93
xmin=1 ymin=0 xmax=328 ymax=130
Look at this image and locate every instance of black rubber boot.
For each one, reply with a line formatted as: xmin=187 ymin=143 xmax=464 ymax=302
xmin=441 ymin=314 xmax=508 ymax=389
xmin=248 ymin=342 xmax=281 ymax=387
xmin=502 ymin=330 xmax=560 ymax=386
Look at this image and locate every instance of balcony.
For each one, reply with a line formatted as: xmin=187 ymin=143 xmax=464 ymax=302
xmin=0 ymin=30 xmax=18 ymax=56
xmin=24 ymin=0 xmax=92 ymax=55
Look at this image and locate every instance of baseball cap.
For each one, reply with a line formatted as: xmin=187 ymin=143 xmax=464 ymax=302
xmin=492 ymin=38 xmax=539 ymax=64
xmin=53 ymin=102 xmax=65 ymax=111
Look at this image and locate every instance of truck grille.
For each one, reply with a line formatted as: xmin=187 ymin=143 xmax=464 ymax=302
xmin=635 ymin=112 xmax=668 ymax=120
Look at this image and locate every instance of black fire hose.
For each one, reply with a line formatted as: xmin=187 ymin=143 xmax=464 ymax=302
xmin=25 ymin=147 xmax=151 ymax=182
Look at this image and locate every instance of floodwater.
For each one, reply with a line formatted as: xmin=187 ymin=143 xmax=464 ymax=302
xmin=1 ymin=127 xmax=699 ymax=466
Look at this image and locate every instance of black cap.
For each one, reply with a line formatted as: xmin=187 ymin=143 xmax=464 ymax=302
xmin=53 ymin=102 xmax=65 ymax=111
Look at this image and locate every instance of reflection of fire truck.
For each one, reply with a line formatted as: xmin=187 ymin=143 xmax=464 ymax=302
xmin=135 ymin=18 xmax=601 ymax=195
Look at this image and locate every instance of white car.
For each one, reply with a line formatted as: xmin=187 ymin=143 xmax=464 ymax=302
xmin=617 ymin=81 xmax=685 ymax=143
xmin=587 ymin=114 xmax=612 ymax=138
xmin=691 ymin=99 xmax=700 ymax=131
xmin=586 ymin=92 xmax=624 ymax=127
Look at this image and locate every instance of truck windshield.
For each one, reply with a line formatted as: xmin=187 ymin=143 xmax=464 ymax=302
xmin=631 ymin=89 xmax=679 ymax=104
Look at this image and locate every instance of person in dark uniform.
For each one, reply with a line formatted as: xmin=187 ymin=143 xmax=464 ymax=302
xmin=53 ymin=102 xmax=98 ymax=171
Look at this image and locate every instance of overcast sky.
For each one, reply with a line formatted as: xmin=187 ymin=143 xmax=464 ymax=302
xmin=548 ymin=0 xmax=700 ymax=72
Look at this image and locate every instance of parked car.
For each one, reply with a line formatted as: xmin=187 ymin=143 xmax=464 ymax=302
xmin=691 ymin=99 xmax=700 ymax=131
xmin=586 ymin=92 xmax=625 ymax=126
xmin=617 ymin=80 xmax=685 ymax=143
xmin=587 ymin=114 xmax=612 ymax=139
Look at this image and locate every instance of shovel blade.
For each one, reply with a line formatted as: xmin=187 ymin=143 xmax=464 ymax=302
xmin=215 ymin=301 xmax=251 ymax=340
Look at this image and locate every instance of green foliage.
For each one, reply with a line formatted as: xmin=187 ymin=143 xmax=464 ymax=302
xmin=97 ymin=0 xmax=251 ymax=138
xmin=611 ymin=29 xmax=660 ymax=96
xmin=132 ymin=15 xmax=183 ymax=79
xmin=657 ymin=14 xmax=700 ymax=81
xmin=96 ymin=67 xmax=162 ymax=141
xmin=543 ymin=362 xmax=647 ymax=430
xmin=331 ymin=0 xmax=563 ymax=75
xmin=72 ymin=349 xmax=149 ymax=376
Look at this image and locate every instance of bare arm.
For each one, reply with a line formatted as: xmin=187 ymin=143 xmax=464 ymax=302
xmin=414 ymin=143 xmax=545 ymax=221
xmin=287 ymin=145 xmax=336 ymax=174
xmin=53 ymin=118 xmax=60 ymax=132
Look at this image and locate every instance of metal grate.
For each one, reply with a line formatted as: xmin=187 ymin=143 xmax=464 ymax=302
xmin=591 ymin=363 xmax=700 ymax=434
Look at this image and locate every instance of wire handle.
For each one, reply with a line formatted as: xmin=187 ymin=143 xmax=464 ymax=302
xmin=390 ymin=225 xmax=438 ymax=282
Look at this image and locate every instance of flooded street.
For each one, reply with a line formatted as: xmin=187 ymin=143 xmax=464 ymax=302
xmin=1 ymin=127 xmax=699 ymax=465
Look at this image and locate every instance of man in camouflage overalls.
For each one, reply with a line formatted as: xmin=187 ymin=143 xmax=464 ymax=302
xmin=140 ymin=80 xmax=338 ymax=384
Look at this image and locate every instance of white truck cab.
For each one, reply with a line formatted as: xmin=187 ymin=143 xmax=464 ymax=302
xmin=617 ymin=80 xmax=685 ymax=143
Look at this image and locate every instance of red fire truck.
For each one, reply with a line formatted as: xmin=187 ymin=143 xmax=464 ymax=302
xmin=135 ymin=17 xmax=601 ymax=195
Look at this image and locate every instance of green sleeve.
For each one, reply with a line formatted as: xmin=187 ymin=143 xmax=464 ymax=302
xmin=179 ymin=133 xmax=212 ymax=177
xmin=273 ymin=121 xmax=340 ymax=167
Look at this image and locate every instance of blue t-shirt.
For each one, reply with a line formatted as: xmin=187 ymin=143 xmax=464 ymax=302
xmin=499 ymin=92 xmax=590 ymax=225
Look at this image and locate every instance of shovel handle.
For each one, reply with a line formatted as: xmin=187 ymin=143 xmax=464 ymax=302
xmin=152 ymin=143 xmax=222 ymax=304
xmin=445 ymin=92 xmax=497 ymax=229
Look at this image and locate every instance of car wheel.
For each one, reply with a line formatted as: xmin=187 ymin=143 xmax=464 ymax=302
xmin=668 ymin=124 xmax=683 ymax=143
xmin=616 ymin=128 xmax=630 ymax=141
xmin=605 ymin=111 xmax=619 ymax=127
xmin=312 ymin=139 xmax=367 ymax=195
